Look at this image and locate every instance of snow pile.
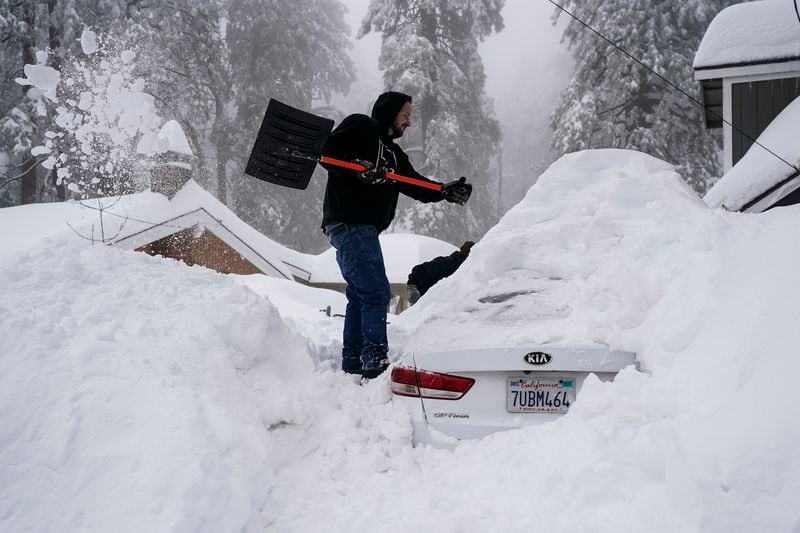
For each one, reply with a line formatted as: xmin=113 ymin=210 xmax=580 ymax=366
xmin=270 ymin=150 xmax=800 ymax=532
xmin=694 ymin=0 xmax=800 ymax=69
xmin=0 ymin=240 xmax=404 ymax=532
xmin=395 ymin=149 xmax=717 ymax=361
xmin=232 ymin=274 xmax=348 ymax=366
xmin=704 ymin=95 xmax=800 ymax=212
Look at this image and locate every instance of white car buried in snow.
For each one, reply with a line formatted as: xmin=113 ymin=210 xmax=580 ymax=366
xmin=390 ymin=344 xmax=635 ymax=446
xmin=388 ymin=149 xmax=700 ymax=445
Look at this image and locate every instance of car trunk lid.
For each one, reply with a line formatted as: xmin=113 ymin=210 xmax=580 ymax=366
xmin=411 ymin=344 xmax=636 ymax=374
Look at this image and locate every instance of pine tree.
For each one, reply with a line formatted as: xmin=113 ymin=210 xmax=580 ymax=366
xmin=129 ymin=0 xmax=353 ymax=251
xmin=360 ymin=0 xmax=504 ymax=244
xmin=132 ymin=0 xmax=233 ymax=202
xmin=0 ymin=0 xmax=136 ymax=205
xmin=550 ymin=0 xmax=733 ymax=193
xmin=0 ymin=0 xmax=42 ymax=204
xmin=1 ymin=0 xmax=355 ymax=252
xmin=224 ymin=0 xmax=354 ymax=252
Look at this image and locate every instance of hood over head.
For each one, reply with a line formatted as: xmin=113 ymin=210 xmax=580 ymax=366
xmin=371 ymin=91 xmax=412 ymax=139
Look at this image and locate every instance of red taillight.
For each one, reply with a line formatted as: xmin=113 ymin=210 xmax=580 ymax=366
xmin=391 ymin=366 xmax=474 ymax=400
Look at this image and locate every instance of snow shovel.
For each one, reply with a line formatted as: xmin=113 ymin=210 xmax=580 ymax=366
xmin=244 ymin=99 xmax=444 ymax=192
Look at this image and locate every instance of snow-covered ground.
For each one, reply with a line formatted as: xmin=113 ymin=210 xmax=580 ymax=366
xmin=2 ymin=149 xmax=800 ymax=532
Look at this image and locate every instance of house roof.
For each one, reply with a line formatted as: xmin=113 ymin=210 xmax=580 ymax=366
xmin=109 ymin=180 xmax=293 ymax=278
xmin=0 ymin=180 xmax=293 ymax=279
xmin=704 ymin=95 xmax=800 ymax=212
xmin=694 ymin=0 xmax=800 ymax=71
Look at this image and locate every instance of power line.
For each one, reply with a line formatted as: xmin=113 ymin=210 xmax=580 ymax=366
xmin=547 ymin=0 xmax=800 ymax=174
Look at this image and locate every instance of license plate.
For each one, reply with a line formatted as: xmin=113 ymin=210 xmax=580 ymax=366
xmin=507 ymin=377 xmax=575 ymax=413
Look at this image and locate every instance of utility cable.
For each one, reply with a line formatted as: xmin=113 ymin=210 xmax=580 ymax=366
xmin=547 ymin=0 xmax=800 ymax=173
xmin=794 ymin=0 xmax=800 ymax=25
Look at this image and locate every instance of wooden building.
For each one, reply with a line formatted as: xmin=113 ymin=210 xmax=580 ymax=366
xmin=107 ymin=120 xmax=293 ymax=279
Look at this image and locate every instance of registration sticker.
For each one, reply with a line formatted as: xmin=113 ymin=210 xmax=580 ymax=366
xmin=507 ymin=377 xmax=575 ymax=414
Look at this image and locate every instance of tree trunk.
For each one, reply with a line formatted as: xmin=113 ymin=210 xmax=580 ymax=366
xmin=20 ymin=2 xmax=38 ymax=204
xmin=213 ymin=98 xmax=228 ymax=203
xmin=216 ymin=146 xmax=227 ymax=203
xmin=48 ymin=0 xmax=66 ymax=200
xmin=418 ymin=7 xmax=439 ymax=162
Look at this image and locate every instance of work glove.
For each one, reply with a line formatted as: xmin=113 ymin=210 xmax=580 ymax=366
xmin=352 ymin=159 xmax=390 ymax=185
xmin=441 ymin=177 xmax=472 ymax=205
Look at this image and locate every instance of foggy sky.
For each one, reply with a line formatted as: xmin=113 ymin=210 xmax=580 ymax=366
xmin=337 ymin=0 xmax=573 ymax=124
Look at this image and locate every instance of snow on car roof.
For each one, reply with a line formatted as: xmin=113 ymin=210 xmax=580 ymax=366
xmin=694 ymin=0 xmax=800 ymax=70
xmin=394 ymin=149 xmax=715 ymax=354
xmin=704 ymin=95 xmax=800 ymax=212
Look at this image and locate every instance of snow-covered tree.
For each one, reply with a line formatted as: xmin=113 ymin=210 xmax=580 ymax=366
xmin=126 ymin=0 xmax=353 ymax=251
xmin=34 ymin=34 xmax=161 ymax=198
xmin=551 ymin=0 xmax=733 ymax=193
xmin=0 ymin=0 xmax=138 ymax=205
xmin=360 ymin=0 xmax=504 ymax=244
xmin=1 ymin=0 xmax=355 ymax=252
xmin=224 ymin=0 xmax=354 ymax=252
xmin=131 ymin=0 xmax=232 ymax=202
xmin=0 ymin=0 xmax=42 ymax=204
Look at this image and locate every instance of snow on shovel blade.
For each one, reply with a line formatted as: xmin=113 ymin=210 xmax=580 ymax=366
xmin=244 ymin=99 xmax=334 ymax=190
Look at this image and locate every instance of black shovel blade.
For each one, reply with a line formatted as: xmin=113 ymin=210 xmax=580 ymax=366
xmin=244 ymin=99 xmax=334 ymax=190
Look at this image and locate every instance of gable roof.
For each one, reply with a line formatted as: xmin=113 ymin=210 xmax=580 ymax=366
xmin=694 ymin=0 xmax=800 ymax=72
xmin=704 ymin=94 xmax=800 ymax=212
xmin=0 ymin=180 xmax=293 ymax=279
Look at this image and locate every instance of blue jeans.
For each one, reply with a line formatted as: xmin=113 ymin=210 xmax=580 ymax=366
xmin=325 ymin=223 xmax=391 ymax=373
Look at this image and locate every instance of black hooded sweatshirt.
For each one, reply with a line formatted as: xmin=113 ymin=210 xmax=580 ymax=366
xmin=321 ymin=92 xmax=444 ymax=233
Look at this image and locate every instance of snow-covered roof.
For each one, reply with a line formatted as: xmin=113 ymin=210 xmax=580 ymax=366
xmin=301 ymin=233 xmax=458 ymax=284
xmin=704 ymin=95 xmax=800 ymax=212
xmin=694 ymin=0 xmax=800 ymax=71
xmin=0 ymin=180 xmax=294 ymax=279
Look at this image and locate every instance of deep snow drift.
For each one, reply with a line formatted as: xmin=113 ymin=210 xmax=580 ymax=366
xmin=2 ymin=149 xmax=800 ymax=532
xmin=395 ymin=149 xmax=718 ymax=361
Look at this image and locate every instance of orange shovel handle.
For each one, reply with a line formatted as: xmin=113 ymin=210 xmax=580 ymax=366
xmin=320 ymin=156 xmax=443 ymax=192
